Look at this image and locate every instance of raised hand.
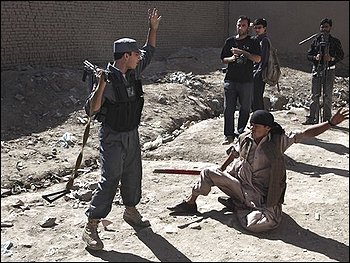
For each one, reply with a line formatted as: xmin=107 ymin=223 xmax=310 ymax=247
xmin=148 ymin=8 xmax=161 ymax=31
xmin=330 ymin=107 xmax=349 ymax=125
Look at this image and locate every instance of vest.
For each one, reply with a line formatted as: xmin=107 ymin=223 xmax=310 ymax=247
xmin=96 ymin=71 xmax=144 ymax=132
xmin=239 ymin=132 xmax=286 ymax=207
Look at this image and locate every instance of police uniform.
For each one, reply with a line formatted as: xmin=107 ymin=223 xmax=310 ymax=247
xmin=85 ymin=39 xmax=155 ymax=219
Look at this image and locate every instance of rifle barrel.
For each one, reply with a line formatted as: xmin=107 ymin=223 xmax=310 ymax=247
xmin=298 ymin=33 xmax=319 ymax=45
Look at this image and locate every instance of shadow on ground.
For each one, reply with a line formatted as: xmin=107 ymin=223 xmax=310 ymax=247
xmin=85 ymin=227 xmax=191 ymax=262
xmin=174 ymin=209 xmax=349 ymax=262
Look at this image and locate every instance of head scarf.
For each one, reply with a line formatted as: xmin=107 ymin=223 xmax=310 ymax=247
xmin=250 ymin=110 xmax=274 ymax=127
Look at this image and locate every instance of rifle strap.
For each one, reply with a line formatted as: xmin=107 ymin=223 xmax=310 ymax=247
xmin=64 ymin=71 xmax=99 ymax=191
xmin=65 ymin=67 xmax=108 ymax=191
xmin=41 ymin=68 xmax=97 ymax=203
xmin=65 ymin=114 xmax=92 ymax=191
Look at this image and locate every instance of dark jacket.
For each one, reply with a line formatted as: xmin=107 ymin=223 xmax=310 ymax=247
xmin=307 ymin=33 xmax=344 ymax=68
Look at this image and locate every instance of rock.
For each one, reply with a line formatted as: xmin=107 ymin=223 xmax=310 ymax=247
xmin=39 ymin=217 xmax=57 ymax=228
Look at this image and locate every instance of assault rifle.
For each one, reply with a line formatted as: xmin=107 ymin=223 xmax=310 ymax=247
xmin=82 ymin=60 xmax=110 ymax=92
xmin=298 ymin=33 xmax=319 ymax=45
xmin=41 ymin=60 xmax=109 ymax=203
xmin=299 ymin=32 xmax=330 ymax=123
xmin=298 ymin=32 xmax=329 ymax=76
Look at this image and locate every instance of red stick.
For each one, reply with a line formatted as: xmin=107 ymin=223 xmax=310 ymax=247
xmin=153 ymin=168 xmax=201 ymax=175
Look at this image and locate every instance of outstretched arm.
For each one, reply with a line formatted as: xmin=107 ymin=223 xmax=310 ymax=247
xmin=302 ymin=108 xmax=349 ymax=138
xmin=145 ymin=8 xmax=161 ymax=48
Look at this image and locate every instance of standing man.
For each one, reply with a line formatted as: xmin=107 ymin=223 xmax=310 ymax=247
xmin=221 ymin=15 xmax=261 ymax=145
xmin=303 ymin=18 xmax=344 ymax=125
xmin=252 ymin=18 xmax=270 ymax=111
xmin=82 ymin=8 xmax=161 ymax=250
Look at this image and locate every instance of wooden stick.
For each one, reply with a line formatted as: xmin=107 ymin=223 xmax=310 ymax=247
xmin=153 ymin=168 xmax=201 ymax=175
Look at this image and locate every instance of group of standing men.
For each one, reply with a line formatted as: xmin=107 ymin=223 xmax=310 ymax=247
xmin=168 ymin=14 xmax=347 ymax=233
xmin=221 ymin=16 xmax=270 ymax=145
xmin=221 ymin=15 xmax=344 ymax=145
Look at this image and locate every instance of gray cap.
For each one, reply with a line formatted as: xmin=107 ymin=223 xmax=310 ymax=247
xmin=113 ymin=38 xmax=141 ymax=53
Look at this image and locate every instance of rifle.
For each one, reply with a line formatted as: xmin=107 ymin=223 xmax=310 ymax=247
xmin=41 ymin=60 xmax=109 ymax=203
xmin=318 ymin=33 xmax=330 ymax=122
xmin=82 ymin=60 xmax=110 ymax=93
xmin=299 ymin=32 xmax=330 ymax=123
xmin=317 ymin=33 xmax=330 ymax=75
xmin=298 ymin=33 xmax=319 ymax=45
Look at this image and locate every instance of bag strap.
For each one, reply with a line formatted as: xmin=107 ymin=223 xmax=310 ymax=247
xmin=265 ymin=38 xmax=281 ymax=92
xmin=266 ymin=37 xmax=272 ymax=48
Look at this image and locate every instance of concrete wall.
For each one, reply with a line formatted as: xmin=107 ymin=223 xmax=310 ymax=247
xmin=1 ymin=1 xmax=348 ymax=74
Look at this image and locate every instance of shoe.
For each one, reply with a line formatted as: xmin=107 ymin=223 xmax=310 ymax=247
xmin=167 ymin=201 xmax=198 ymax=214
xmin=218 ymin=196 xmax=235 ymax=212
xmin=123 ymin=207 xmax=151 ymax=229
xmin=222 ymin=136 xmax=234 ymax=145
xmin=82 ymin=219 xmax=104 ymax=250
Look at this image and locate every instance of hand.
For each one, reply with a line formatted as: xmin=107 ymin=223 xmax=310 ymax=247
xmin=230 ymin=47 xmax=243 ymax=55
xmin=230 ymin=148 xmax=239 ymax=158
xmin=229 ymin=54 xmax=238 ymax=63
xmin=323 ymin=54 xmax=332 ymax=62
xmin=226 ymin=145 xmax=239 ymax=158
xmin=96 ymin=69 xmax=107 ymax=84
xmin=330 ymin=108 xmax=349 ymax=125
xmin=148 ymin=8 xmax=161 ymax=30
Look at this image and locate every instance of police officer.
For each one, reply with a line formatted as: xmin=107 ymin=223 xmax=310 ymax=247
xmin=82 ymin=8 xmax=161 ymax=251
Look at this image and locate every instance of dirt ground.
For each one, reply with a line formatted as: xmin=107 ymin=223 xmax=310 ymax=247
xmin=1 ymin=48 xmax=349 ymax=262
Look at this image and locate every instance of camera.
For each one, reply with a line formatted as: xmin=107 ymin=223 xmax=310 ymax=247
xmin=236 ymin=54 xmax=248 ymax=64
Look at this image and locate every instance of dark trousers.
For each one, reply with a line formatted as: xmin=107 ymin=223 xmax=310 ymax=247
xmin=223 ymin=80 xmax=253 ymax=136
xmin=252 ymin=72 xmax=266 ymax=111
xmin=85 ymin=126 xmax=142 ymax=219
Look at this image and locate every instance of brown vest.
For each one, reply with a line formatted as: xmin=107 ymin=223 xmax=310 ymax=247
xmin=239 ymin=133 xmax=286 ymax=207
